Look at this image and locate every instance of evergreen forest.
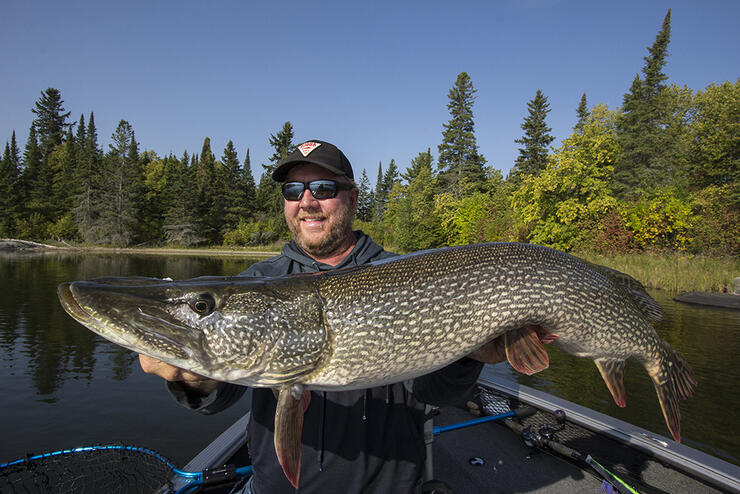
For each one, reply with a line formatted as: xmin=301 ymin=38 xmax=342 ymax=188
xmin=1 ymin=10 xmax=737 ymax=257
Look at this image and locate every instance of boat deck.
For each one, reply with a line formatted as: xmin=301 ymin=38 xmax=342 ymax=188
xmin=175 ymin=374 xmax=740 ymax=494
xmin=432 ymin=405 xmax=726 ymax=493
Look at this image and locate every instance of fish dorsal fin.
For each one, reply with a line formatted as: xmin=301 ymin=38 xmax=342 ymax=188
xmin=274 ymin=384 xmax=311 ymax=488
xmin=594 ymin=359 xmax=627 ymax=407
xmin=587 ymin=262 xmax=664 ymax=323
xmin=504 ymin=326 xmax=549 ymax=375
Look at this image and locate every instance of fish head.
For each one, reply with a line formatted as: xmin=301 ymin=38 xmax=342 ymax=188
xmin=57 ymin=275 xmax=329 ymax=386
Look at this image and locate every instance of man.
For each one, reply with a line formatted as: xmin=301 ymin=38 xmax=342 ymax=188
xmin=140 ymin=140 xmax=485 ymax=493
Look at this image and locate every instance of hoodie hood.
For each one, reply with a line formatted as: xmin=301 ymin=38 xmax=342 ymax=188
xmin=280 ymin=230 xmax=390 ymax=272
xmin=239 ymin=231 xmax=394 ymax=278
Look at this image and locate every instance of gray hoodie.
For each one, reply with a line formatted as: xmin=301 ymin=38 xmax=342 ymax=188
xmin=169 ymin=232 xmax=483 ymax=493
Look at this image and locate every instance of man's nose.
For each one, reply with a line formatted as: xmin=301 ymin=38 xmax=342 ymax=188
xmin=299 ymin=188 xmax=320 ymax=207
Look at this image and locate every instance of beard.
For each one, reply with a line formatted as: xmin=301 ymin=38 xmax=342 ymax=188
xmin=287 ymin=202 xmax=355 ymax=259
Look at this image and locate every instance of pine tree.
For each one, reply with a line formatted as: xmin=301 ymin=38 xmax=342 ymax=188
xmin=355 ymin=169 xmax=373 ymax=222
xmin=509 ymin=89 xmax=555 ymax=184
xmin=383 ymin=159 xmax=400 ymax=192
xmin=392 ymin=153 xmax=441 ymax=252
xmin=402 ymin=148 xmax=434 ymax=183
xmin=31 ymin=88 xmax=71 ymax=160
xmin=20 ymin=126 xmax=43 ymax=217
xmin=75 ymin=113 xmax=104 ymax=243
xmin=191 ymin=137 xmax=222 ymax=243
xmin=98 ymin=120 xmax=140 ymax=245
xmin=221 ymin=140 xmax=248 ymax=234
xmin=0 ymin=141 xmax=20 ymax=236
xmin=163 ymin=151 xmax=201 ymax=246
xmin=371 ymin=162 xmax=384 ymax=221
xmin=643 ymin=9 xmax=672 ymax=100
xmin=1 ymin=131 xmax=21 ymax=236
xmin=49 ymin=126 xmax=78 ymax=219
xmin=372 ymin=159 xmax=399 ymax=221
xmin=614 ymin=9 xmax=682 ymax=197
xmin=257 ymin=123 xmax=296 ymax=219
xmin=575 ymin=93 xmax=590 ymax=133
xmin=18 ymin=88 xmax=72 ymax=236
xmin=268 ymin=122 xmax=296 ymax=171
xmin=9 ymin=131 xmax=20 ymax=169
xmin=241 ymin=148 xmax=256 ymax=218
xmin=437 ymin=72 xmax=486 ymax=195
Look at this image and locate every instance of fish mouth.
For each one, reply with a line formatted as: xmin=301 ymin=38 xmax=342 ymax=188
xmin=58 ymin=283 xmax=96 ymax=327
xmin=57 ymin=281 xmax=194 ymax=362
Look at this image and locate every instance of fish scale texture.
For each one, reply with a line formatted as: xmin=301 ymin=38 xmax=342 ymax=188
xmin=310 ymin=243 xmax=662 ymax=389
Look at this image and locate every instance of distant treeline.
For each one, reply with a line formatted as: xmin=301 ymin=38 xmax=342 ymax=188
xmin=1 ymin=9 xmax=737 ymax=256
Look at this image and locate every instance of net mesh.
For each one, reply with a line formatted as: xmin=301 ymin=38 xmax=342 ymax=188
xmin=0 ymin=446 xmax=177 ymax=494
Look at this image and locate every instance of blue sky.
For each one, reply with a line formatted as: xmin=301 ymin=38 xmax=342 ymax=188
xmin=1 ymin=0 xmax=738 ymax=183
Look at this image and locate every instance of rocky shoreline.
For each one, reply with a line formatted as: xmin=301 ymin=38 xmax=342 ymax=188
xmin=0 ymin=238 xmax=64 ymax=250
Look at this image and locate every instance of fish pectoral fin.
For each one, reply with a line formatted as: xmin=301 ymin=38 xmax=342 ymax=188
xmin=274 ymin=384 xmax=311 ymax=488
xmin=504 ymin=325 xmax=549 ymax=375
xmin=646 ymin=346 xmax=698 ymax=443
xmin=594 ymin=359 xmax=627 ymax=407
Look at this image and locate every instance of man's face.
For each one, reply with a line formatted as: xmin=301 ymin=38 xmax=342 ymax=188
xmin=283 ymin=163 xmax=358 ymax=258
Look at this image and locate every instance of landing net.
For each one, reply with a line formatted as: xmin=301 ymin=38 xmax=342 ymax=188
xmin=0 ymin=445 xmax=176 ymax=494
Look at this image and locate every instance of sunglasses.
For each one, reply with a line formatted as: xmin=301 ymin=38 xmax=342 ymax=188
xmin=281 ymin=180 xmax=354 ymax=201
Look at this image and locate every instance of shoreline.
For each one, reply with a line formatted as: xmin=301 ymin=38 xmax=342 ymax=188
xmin=0 ymin=238 xmax=279 ymax=258
xmin=3 ymin=238 xmax=737 ymax=296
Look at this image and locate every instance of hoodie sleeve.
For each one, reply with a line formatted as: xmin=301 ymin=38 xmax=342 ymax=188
xmin=166 ymin=381 xmax=247 ymax=414
xmin=410 ymin=358 xmax=484 ymax=407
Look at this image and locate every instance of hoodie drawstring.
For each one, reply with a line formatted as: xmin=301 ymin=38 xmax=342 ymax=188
xmin=317 ymin=391 xmax=326 ymax=472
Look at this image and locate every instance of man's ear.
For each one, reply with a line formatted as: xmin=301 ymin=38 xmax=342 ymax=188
xmin=349 ymin=187 xmax=359 ymax=210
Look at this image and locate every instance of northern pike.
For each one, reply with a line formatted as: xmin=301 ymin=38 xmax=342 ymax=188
xmin=57 ymin=242 xmax=696 ymax=488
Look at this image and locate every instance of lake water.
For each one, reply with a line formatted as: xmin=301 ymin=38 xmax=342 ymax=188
xmin=0 ymin=251 xmax=738 ymax=468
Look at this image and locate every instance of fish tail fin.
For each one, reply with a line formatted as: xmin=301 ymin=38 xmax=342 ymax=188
xmin=647 ymin=345 xmax=698 ymax=443
xmin=594 ymin=359 xmax=627 ymax=408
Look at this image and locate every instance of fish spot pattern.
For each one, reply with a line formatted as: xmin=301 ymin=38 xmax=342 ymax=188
xmin=308 ymin=243 xmax=664 ymax=389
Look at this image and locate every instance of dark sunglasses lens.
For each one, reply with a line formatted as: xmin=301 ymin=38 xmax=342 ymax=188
xmin=282 ymin=182 xmax=305 ymax=201
xmin=309 ymin=180 xmax=338 ymax=199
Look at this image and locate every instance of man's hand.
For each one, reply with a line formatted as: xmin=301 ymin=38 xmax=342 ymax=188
xmin=139 ymin=355 xmax=219 ymax=396
xmin=466 ymin=336 xmax=507 ymax=364
xmin=466 ymin=325 xmax=550 ymax=365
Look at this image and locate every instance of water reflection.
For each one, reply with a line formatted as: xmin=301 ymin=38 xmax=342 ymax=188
xmin=0 ymin=251 xmax=259 ymax=464
xmin=0 ymin=252 xmax=259 ymax=399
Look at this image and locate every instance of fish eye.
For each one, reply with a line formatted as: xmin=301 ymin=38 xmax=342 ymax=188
xmin=191 ymin=293 xmax=216 ymax=315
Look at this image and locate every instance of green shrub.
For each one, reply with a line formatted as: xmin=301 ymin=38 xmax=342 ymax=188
xmin=621 ymin=190 xmax=694 ymax=250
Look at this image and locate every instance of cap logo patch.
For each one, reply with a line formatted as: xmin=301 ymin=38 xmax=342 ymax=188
xmin=298 ymin=142 xmax=321 ymax=157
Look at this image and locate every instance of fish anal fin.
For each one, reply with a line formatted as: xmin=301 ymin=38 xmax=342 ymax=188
xmin=505 ymin=325 xmax=549 ymax=375
xmin=594 ymin=359 xmax=627 ymax=408
xmin=274 ymin=384 xmax=311 ymax=488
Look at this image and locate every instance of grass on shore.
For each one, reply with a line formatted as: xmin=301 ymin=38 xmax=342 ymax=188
xmin=575 ymin=250 xmax=740 ymax=293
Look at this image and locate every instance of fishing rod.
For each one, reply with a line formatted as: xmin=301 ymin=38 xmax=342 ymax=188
xmin=502 ymin=413 xmax=641 ymax=494
xmin=431 ymin=392 xmax=640 ymax=494
xmin=0 ymin=444 xmax=253 ymax=494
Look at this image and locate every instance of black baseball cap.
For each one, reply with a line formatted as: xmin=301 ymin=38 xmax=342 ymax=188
xmin=272 ymin=140 xmax=354 ymax=182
